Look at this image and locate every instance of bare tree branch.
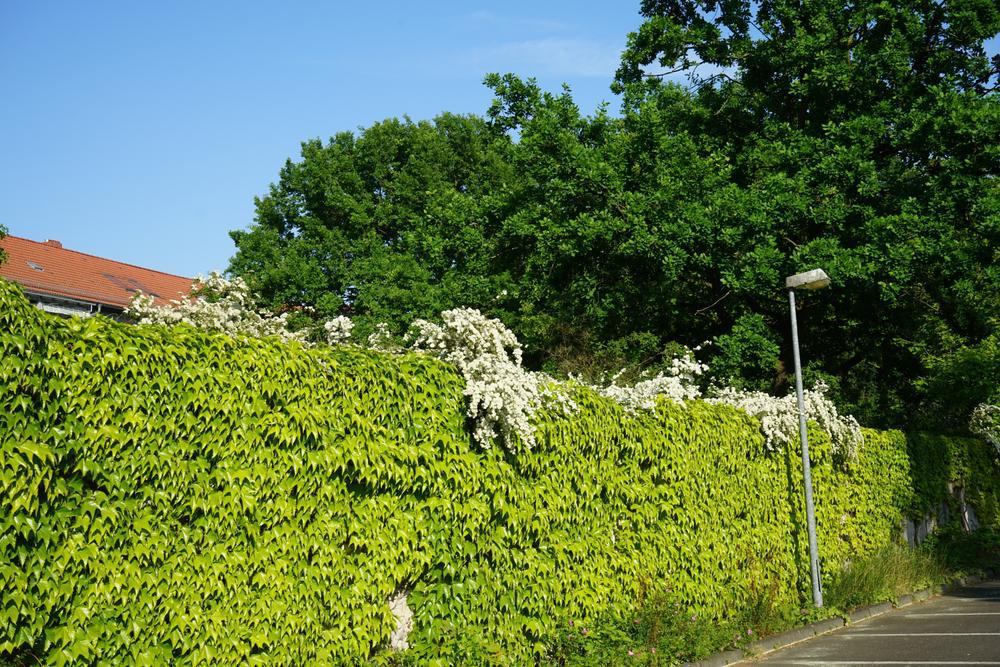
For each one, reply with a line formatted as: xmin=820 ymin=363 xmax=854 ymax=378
xmin=695 ymin=290 xmax=731 ymax=315
xmin=644 ymin=63 xmax=698 ymax=79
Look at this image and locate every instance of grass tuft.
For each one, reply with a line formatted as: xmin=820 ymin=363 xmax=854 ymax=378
xmin=824 ymin=544 xmax=947 ymax=611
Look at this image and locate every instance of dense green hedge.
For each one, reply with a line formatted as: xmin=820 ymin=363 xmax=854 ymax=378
xmin=1 ymin=279 xmax=997 ymax=664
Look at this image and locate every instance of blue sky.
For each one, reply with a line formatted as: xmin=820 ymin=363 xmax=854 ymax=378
xmin=1 ymin=1 xmax=641 ymax=277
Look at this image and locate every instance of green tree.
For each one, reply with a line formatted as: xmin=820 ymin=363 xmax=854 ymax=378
xmin=613 ymin=0 xmax=1000 ymax=427
xmin=228 ymin=113 xmax=512 ymax=338
xmin=477 ymin=74 xmax=756 ymax=377
xmin=917 ymin=325 xmax=1000 ymax=431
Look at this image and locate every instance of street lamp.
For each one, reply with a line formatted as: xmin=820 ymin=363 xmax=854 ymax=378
xmin=785 ymin=268 xmax=830 ymax=608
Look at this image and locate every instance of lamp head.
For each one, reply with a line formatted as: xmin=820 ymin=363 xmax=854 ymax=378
xmin=785 ymin=268 xmax=830 ymax=290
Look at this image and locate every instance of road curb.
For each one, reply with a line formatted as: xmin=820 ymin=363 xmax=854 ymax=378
xmin=847 ymin=600 xmax=893 ymax=623
xmin=685 ymin=648 xmax=745 ymax=667
xmin=682 ymin=577 xmax=995 ymax=667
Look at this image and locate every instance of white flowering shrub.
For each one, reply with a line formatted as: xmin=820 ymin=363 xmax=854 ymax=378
xmin=592 ymin=353 xmax=707 ymax=413
xmin=970 ymin=403 xmax=1000 ymax=455
xmin=323 ymin=316 xmax=354 ymax=345
xmin=707 ymin=381 xmax=863 ymax=460
xmin=127 ymin=272 xmax=308 ymax=344
xmin=410 ymin=308 xmax=549 ymax=450
xmin=577 ymin=354 xmax=861 ymax=461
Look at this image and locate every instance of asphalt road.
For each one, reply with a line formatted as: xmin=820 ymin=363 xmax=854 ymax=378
xmin=747 ymin=580 xmax=1000 ymax=666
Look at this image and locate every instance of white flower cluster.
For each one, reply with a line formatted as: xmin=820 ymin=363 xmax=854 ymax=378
xmin=127 ymin=272 xmax=307 ymax=344
xmin=410 ymin=308 xmax=547 ymax=450
xmin=323 ymin=316 xmax=354 ymax=345
xmin=970 ymin=403 xmax=1000 ymax=455
xmin=592 ymin=354 xmax=707 ymax=413
xmin=367 ymin=323 xmax=401 ymax=353
xmin=707 ymin=381 xmax=863 ymax=460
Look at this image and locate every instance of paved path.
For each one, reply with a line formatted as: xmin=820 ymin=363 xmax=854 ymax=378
xmin=746 ymin=580 xmax=1000 ymax=666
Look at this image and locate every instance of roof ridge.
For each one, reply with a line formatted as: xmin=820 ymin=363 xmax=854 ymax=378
xmin=3 ymin=234 xmax=195 ymax=280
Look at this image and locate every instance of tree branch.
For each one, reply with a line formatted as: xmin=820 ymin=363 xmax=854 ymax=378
xmin=695 ymin=290 xmax=731 ymax=315
xmin=644 ymin=63 xmax=697 ymax=79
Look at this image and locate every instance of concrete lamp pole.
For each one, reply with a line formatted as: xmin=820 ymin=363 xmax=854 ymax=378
xmin=785 ymin=268 xmax=830 ymax=608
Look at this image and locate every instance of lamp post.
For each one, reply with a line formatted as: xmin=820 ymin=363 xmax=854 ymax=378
xmin=785 ymin=268 xmax=830 ymax=608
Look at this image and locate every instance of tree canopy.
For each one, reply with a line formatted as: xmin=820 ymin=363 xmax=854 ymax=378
xmin=614 ymin=0 xmax=1000 ymax=428
xmin=229 ymin=0 xmax=999 ymax=431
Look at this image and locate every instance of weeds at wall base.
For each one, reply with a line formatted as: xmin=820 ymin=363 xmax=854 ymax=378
xmin=532 ymin=534 xmax=998 ymax=667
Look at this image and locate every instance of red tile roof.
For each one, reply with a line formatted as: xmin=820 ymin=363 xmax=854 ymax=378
xmin=0 ymin=235 xmax=195 ymax=308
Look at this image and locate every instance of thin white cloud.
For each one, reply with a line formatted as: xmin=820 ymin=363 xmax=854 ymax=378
xmin=466 ymin=10 xmax=574 ymax=34
xmin=474 ymin=38 xmax=622 ymax=78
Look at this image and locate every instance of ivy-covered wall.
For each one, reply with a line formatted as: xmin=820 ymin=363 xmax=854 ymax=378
xmin=1 ymin=280 xmax=997 ymax=664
